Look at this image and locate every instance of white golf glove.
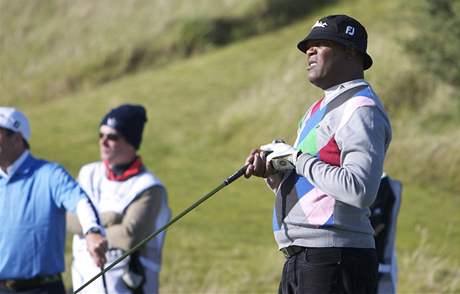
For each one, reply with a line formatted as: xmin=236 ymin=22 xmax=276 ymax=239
xmin=260 ymin=141 xmax=300 ymax=171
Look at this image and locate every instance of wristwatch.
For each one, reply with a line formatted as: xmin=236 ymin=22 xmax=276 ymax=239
xmin=85 ymin=227 xmax=103 ymax=235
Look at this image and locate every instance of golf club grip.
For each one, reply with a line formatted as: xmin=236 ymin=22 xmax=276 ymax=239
xmin=224 ymin=164 xmax=247 ymax=185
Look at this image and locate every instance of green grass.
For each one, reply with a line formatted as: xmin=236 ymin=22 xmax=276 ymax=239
xmin=397 ymin=185 xmax=460 ymax=293
xmin=2 ymin=0 xmax=460 ymax=293
xmin=0 ymin=0 xmax=264 ymax=105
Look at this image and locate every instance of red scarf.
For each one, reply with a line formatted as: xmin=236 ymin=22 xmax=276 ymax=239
xmin=104 ymin=157 xmax=143 ymax=181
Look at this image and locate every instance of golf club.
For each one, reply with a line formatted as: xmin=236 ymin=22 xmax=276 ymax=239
xmin=101 ymin=266 xmax=108 ymax=294
xmin=74 ymin=164 xmax=248 ymax=294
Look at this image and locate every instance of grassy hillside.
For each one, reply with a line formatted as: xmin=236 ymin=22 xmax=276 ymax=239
xmin=0 ymin=0 xmax=332 ymax=106
xmin=2 ymin=0 xmax=460 ymax=293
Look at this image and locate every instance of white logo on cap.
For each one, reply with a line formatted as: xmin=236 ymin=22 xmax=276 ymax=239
xmin=107 ymin=117 xmax=117 ymax=128
xmin=312 ymin=20 xmax=327 ymax=28
xmin=345 ymin=26 xmax=355 ymax=36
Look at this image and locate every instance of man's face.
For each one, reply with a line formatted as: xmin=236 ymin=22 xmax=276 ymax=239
xmin=305 ymin=39 xmax=347 ymax=89
xmin=99 ymin=125 xmax=136 ymax=166
xmin=0 ymin=128 xmax=19 ymax=164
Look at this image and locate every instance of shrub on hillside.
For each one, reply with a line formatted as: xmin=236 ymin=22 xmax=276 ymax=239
xmin=177 ymin=0 xmax=333 ymax=56
xmin=405 ymin=0 xmax=460 ymax=86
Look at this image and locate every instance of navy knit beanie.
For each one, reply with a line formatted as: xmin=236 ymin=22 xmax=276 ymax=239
xmin=100 ymin=104 xmax=147 ymax=150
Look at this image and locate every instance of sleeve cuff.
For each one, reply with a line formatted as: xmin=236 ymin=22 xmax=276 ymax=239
xmin=295 ymin=152 xmax=316 ymax=177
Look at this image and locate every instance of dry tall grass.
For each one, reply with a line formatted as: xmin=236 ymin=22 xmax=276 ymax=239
xmin=399 ymin=227 xmax=460 ymax=293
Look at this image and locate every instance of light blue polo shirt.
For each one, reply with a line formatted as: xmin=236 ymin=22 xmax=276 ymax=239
xmin=0 ymin=153 xmax=86 ymax=279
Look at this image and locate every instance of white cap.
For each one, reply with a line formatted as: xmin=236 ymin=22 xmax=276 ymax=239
xmin=0 ymin=107 xmax=31 ymax=142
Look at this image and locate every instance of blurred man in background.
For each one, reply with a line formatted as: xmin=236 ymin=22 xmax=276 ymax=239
xmin=68 ymin=104 xmax=171 ymax=294
xmin=0 ymin=107 xmax=107 ymax=294
xmin=245 ymin=15 xmax=392 ymax=294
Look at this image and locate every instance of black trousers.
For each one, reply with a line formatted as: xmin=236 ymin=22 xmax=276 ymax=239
xmin=279 ymin=247 xmax=378 ymax=294
xmin=0 ymin=280 xmax=65 ymax=294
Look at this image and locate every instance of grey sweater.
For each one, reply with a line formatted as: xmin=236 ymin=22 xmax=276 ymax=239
xmin=269 ymin=79 xmax=392 ymax=249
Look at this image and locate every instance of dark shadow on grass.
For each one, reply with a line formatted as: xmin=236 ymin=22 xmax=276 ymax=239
xmin=178 ymin=0 xmax=336 ymax=56
xmin=66 ymin=0 xmax=335 ymax=96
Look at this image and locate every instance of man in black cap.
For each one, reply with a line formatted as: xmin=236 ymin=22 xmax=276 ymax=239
xmin=68 ymin=104 xmax=171 ymax=294
xmin=245 ymin=15 xmax=392 ymax=293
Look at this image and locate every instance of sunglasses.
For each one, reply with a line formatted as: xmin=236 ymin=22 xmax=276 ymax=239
xmin=99 ymin=132 xmax=120 ymax=141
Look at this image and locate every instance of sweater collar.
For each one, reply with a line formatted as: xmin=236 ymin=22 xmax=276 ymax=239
xmin=323 ymin=79 xmax=369 ymax=106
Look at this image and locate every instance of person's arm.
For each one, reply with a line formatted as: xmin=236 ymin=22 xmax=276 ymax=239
xmin=75 ymin=197 xmax=108 ymax=267
xmin=106 ymin=186 xmax=165 ymax=251
xmin=47 ymin=164 xmax=108 ymax=267
xmin=67 ymin=213 xmax=82 ymax=235
xmin=296 ymin=106 xmax=391 ymax=208
xmin=67 ymin=211 xmax=122 ymax=235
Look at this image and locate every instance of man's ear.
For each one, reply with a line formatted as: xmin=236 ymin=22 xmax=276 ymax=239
xmin=13 ymin=132 xmax=25 ymax=147
xmin=345 ymin=48 xmax=365 ymax=65
xmin=345 ymin=47 xmax=357 ymax=59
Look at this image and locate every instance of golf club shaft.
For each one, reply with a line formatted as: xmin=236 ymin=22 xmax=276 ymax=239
xmin=101 ymin=266 xmax=108 ymax=294
xmin=74 ymin=164 xmax=247 ymax=294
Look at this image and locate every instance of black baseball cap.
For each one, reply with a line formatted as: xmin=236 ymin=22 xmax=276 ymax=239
xmin=297 ymin=15 xmax=373 ymax=70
